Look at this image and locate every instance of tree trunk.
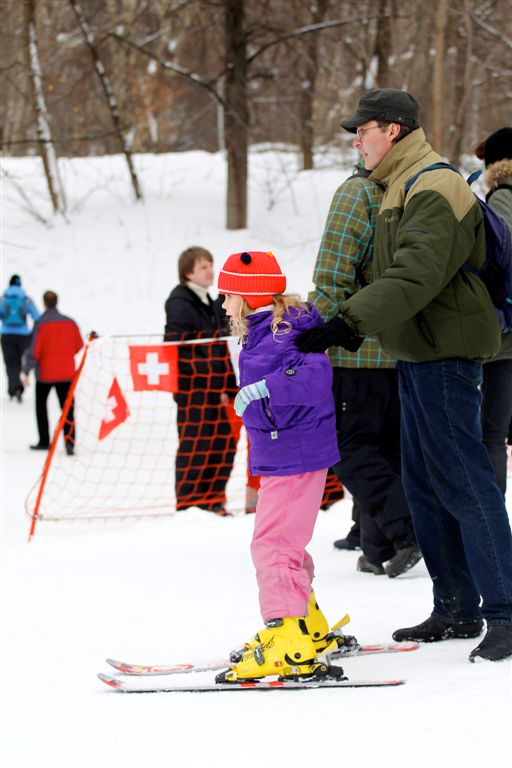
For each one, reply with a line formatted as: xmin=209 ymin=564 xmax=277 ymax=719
xmin=224 ymin=0 xmax=248 ymax=230
xmin=24 ymin=0 xmax=66 ymax=215
xmin=69 ymin=0 xmax=143 ymax=201
xmin=431 ymin=0 xmax=448 ymax=155
xmin=299 ymin=0 xmax=329 ymax=171
xmin=448 ymin=0 xmax=474 ymax=165
xmin=374 ymin=0 xmax=394 ymax=88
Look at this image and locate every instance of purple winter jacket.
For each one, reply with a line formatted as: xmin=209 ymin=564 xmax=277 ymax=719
xmin=239 ymin=303 xmax=340 ymax=476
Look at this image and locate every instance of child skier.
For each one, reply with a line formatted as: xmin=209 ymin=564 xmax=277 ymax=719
xmin=216 ymin=250 xmax=346 ymax=683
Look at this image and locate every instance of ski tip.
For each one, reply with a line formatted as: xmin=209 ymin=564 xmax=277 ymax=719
xmin=386 ymin=642 xmax=419 ymax=652
xmin=98 ymin=672 xmax=124 ymax=689
xmin=106 ymin=658 xmax=131 ymax=672
xmin=357 ymin=641 xmax=419 ymax=653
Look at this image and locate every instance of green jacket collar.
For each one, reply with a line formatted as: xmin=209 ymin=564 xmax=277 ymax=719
xmin=369 ymin=128 xmax=435 ymax=189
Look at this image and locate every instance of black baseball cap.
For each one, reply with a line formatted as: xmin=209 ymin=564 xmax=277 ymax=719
xmin=340 ymin=89 xmax=420 ymax=133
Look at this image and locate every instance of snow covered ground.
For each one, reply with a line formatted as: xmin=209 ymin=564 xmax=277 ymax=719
xmin=1 ymin=149 xmax=511 ymax=768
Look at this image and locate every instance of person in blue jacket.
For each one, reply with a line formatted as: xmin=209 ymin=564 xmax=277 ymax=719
xmin=0 ymin=275 xmax=39 ymax=402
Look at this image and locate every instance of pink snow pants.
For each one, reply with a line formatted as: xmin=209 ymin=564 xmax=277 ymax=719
xmin=250 ymin=469 xmax=327 ymax=622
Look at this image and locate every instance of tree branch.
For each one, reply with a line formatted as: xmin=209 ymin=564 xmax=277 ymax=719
xmin=471 ymin=11 xmax=512 ymax=51
xmin=108 ymin=31 xmax=227 ymax=109
xmin=245 ymin=13 xmax=398 ymax=64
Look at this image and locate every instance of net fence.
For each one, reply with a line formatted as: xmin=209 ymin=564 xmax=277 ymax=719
xmin=25 ymin=334 xmax=344 ymax=526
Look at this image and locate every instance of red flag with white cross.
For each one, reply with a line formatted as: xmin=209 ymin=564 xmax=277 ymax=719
xmin=98 ymin=377 xmax=129 ymax=441
xmin=129 ymin=345 xmax=178 ymax=393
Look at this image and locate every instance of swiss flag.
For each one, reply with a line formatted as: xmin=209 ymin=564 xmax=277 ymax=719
xmin=129 ymin=344 xmax=178 ymax=393
xmin=98 ymin=378 xmax=129 ymax=441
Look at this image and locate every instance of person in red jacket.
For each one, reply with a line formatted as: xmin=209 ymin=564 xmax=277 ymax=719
xmin=23 ymin=291 xmax=83 ymax=454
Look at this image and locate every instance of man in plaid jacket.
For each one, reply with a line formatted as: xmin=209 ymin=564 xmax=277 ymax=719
xmin=309 ymin=165 xmax=421 ymax=578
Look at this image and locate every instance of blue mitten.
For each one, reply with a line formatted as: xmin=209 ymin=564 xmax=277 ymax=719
xmin=235 ymin=380 xmax=269 ymax=417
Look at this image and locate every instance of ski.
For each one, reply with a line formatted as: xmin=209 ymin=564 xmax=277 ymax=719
xmin=106 ymin=642 xmax=418 ymax=677
xmin=98 ymin=672 xmax=406 ymax=693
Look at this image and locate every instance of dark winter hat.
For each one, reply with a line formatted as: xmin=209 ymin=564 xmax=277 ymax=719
xmin=218 ymin=251 xmax=286 ymax=309
xmin=483 ymin=127 xmax=512 ymax=167
xmin=340 ymin=89 xmax=420 ymax=133
xmin=9 ymin=274 xmax=21 ymax=286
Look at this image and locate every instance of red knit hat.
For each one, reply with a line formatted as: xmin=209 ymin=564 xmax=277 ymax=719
xmin=218 ymin=251 xmax=287 ymax=309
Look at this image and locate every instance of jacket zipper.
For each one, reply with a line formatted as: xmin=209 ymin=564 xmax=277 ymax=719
xmin=263 ymin=403 xmax=279 ymax=440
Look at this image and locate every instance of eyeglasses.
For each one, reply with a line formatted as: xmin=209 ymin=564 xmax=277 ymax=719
xmin=356 ymin=125 xmax=383 ymax=140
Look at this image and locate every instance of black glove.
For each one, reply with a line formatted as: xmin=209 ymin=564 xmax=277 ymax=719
xmin=295 ymin=316 xmax=364 ymax=353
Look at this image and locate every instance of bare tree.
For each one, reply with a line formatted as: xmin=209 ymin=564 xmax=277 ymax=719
xmin=373 ymin=0 xmax=394 ymax=88
xmin=431 ymin=0 xmax=449 ymax=154
xmin=223 ymin=5 xmax=390 ymax=226
xmin=4 ymin=0 xmax=511 ymax=227
xmin=23 ymin=0 xmax=66 ymax=215
xmin=298 ymin=0 xmax=329 ymax=170
xmin=69 ymin=0 xmax=143 ymax=201
xmin=224 ymin=0 xmax=248 ymax=229
xmin=448 ymin=0 xmax=474 ymax=164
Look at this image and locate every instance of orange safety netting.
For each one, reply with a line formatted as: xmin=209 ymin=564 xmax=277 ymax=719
xmin=25 ymin=334 xmax=343 ymax=534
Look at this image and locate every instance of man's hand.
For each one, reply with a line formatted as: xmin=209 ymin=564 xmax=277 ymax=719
xmin=295 ymin=316 xmax=364 ymax=353
xmin=234 ymin=380 xmax=269 ymax=417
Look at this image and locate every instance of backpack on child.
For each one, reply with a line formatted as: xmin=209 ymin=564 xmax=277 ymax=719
xmin=2 ymin=293 xmax=28 ymax=328
xmin=404 ymin=162 xmax=512 ymax=332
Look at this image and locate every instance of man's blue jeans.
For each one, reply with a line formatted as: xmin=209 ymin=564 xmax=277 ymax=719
xmin=481 ymin=358 xmax=512 ymax=496
xmin=397 ymin=359 xmax=512 ymax=626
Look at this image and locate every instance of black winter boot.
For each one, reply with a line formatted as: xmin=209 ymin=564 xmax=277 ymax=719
xmin=469 ymin=626 xmax=512 ymax=662
xmin=392 ymin=614 xmax=484 ymax=643
xmin=385 ymin=545 xmax=422 ymax=578
xmin=333 ymin=537 xmax=360 ymax=551
xmin=357 ymin=554 xmax=385 ymax=575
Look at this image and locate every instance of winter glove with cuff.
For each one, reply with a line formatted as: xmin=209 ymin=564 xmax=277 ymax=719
xmin=234 ymin=379 xmax=269 ymax=417
xmin=295 ymin=316 xmax=364 ymax=353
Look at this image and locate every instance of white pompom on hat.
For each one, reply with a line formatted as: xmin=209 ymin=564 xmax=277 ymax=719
xmin=218 ymin=251 xmax=286 ymax=309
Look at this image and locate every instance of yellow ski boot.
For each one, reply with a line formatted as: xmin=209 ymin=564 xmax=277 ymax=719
xmin=217 ymin=617 xmax=341 ymax=683
xmin=229 ymin=591 xmax=357 ymax=663
xmin=306 ymin=591 xmax=358 ymax=655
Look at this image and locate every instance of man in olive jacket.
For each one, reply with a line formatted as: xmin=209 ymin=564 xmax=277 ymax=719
xmin=297 ymin=89 xmax=512 ymax=663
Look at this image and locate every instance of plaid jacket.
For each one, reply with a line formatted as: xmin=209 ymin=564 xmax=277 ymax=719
xmin=309 ymin=172 xmax=395 ymax=368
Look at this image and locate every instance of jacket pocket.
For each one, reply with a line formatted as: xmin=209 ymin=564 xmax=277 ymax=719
xmin=414 ymin=311 xmax=438 ymax=351
xmin=262 ymin=402 xmax=277 ymax=429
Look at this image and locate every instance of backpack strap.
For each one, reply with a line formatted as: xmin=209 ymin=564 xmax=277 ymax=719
xmin=466 ymin=169 xmax=483 ymax=186
xmin=404 ymin=162 xmax=460 ymax=197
